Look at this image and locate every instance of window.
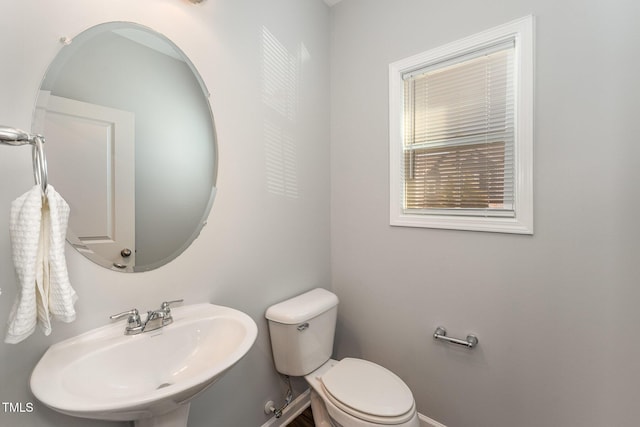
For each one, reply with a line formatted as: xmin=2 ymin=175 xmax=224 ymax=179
xmin=389 ymin=16 xmax=533 ymax=234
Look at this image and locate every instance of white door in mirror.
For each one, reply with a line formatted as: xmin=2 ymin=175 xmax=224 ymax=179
xmin=36 ymin=90 xmax=136 ymax=268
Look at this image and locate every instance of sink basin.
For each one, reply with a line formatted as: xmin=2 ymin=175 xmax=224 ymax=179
xmin=30 ymin=303 xmax=257 ymax=426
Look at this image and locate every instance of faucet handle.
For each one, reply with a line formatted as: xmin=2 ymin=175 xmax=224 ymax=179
xmin=110 ymin=308 xmax=142 ymax=328
xmin=160 ymin=299 xmax=184 ymax=310
xmin=159 ymin=299 xmax=183 ymax=325
xmin=110 ymin=308 xmax=139 ymax=320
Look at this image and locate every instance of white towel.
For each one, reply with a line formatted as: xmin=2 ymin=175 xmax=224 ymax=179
xmin=5 ymin=185 xmax=77 ymax=344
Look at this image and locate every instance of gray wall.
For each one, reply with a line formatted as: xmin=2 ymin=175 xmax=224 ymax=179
xmin=0 ymin=0 xmax=329 ymax=426
xmin=330 ymin=1 xmax=640 ymax=426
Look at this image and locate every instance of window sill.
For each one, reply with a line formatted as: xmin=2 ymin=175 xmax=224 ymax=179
xmin=390 ymin=212 xmax=533 ymax=235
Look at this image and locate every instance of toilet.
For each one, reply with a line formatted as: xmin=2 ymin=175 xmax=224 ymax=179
xmin=265 ymin=288 xmax=419 ymax=427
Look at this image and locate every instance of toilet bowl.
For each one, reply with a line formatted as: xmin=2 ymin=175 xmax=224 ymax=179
xmin=265 ymin=288 xmax=419 ymax=427
xmin=306 ymin=359 xmax=419 ymax=427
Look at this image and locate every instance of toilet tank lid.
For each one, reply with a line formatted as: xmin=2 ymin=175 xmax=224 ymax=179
xmin=265 ymin=288 xmax=339 ymax=325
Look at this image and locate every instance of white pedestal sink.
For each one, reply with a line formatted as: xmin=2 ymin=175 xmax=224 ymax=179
xmin=30 ymin=303 xmax=258 ymax=426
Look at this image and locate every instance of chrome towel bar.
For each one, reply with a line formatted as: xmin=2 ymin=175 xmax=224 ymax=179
xmin=433 ymin=326 xmax=478 ymax=349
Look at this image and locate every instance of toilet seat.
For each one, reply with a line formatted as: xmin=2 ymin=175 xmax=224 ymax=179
xmin=320 ymin=358 xmax=416 ymax=425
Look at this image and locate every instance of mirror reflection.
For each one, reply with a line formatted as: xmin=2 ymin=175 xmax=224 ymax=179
xmin=33 ymin=22 xmax=218 ymax=272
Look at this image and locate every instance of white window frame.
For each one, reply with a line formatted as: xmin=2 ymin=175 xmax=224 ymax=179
xmin=389 ymin=16 xmax=534 ymax=234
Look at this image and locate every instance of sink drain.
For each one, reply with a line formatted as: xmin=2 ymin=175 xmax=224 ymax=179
xmin=156 ymin=383 xmax=172 ymax=389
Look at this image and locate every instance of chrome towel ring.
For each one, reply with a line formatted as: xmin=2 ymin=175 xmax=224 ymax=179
xmin=0 ymin=126 xmax=48 ymax=193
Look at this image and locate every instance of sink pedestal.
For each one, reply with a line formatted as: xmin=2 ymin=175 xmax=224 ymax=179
xmin=135 ymin=404 xmax=190 ymax=427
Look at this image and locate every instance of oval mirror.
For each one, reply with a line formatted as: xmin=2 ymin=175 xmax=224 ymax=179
xmin=32 ymin=22 xmax=218 ymax=272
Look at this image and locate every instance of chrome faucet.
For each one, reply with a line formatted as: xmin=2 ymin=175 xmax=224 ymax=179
xmin=110 ymin=299 xmax=184 ymax=335
xmin=143 ymin=309 xmax=166 ymax=332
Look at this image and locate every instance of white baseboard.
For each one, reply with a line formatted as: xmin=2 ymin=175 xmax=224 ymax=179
xmin=261 ymin=389 xmax=311 ymax=427
xmin=419 ymin=412 xmax=447 ymax=427
xmin=260 ymin=388 xmax=447 ymax=427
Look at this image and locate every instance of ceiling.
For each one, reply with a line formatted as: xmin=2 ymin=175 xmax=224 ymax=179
xmin=323 ymin=0 xmax=343 ymax=6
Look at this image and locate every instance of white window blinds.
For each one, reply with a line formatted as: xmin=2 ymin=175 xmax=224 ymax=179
xmin=402 ymin=41 xmax=515 ymax=217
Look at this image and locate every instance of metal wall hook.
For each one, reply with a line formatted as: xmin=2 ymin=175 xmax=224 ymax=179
xmin=433 ymin=326 xmax=478 ymax=349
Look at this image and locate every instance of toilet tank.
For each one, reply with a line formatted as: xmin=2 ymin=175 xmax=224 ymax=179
xmin=265 ymin=288 xmax=339 ymax=376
